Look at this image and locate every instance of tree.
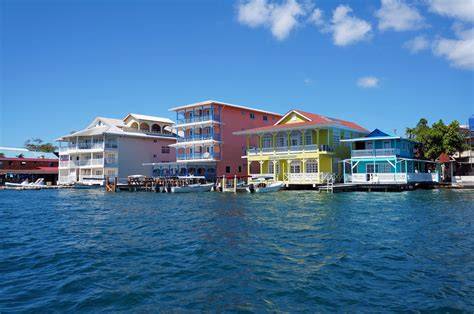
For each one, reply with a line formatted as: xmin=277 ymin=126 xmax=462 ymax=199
xmin=24 ymin=138 xmax=57 ymax=153
xmin=406 ymin=119 xmax=467 ymax=160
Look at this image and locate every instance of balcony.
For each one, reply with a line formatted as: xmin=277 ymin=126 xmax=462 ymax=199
xmin=247 ymin=144 xmax=333 ymax=156
xmin=345 ymin=172 xmax=438 ymax=184
xmin=176 ymin=114 xmax=220 ymax=125
xmin=59 ymin=141 xmax=118 ymax=153
xmin=177 ymin=133 xmax=221 ymax=143
xmin=176 ymin=152 xmax=221 ymax=161
xmin=351 ymin=148 xmax=400 ymax=157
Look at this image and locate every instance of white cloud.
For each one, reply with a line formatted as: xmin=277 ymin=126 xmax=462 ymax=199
xmin=237 ymin=0 xmax=306 ymax=40
xmin=237 ymin=0 xmax=270 ymax=27
xmin=309 ymin=8 xmax=325 ymax=27
xmin=304 ymin=78 xmax=313 ymax=85
xmin=432 ymin=26 xmax=474 ymax=70
xmin=375 ymin=0 xmax=425 ymax=31
xmin=357 ymin=76 xmax=379 ymax=88
xmin=427 ymin=0 xmax=474 ymax=23
xmin=403 ymin=35 xmax=430 ymax=53
xmin=331 ymin=5 xmax=372 ymax=46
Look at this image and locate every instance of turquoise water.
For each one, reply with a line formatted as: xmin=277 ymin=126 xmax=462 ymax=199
xmin=1 ymin=189 xmax=473 ymax=312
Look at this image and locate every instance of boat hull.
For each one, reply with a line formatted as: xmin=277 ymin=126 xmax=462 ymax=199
xmin=171 ymin=183 xmax=214 ymax=193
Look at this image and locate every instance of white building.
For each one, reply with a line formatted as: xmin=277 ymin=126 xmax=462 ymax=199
xmin=57 ymin=113 xmax=176 ymax=185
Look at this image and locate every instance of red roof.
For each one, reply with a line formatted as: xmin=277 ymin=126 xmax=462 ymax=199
xmin=236 ymin=109 xmax=368 ymax=134
xmin=0 ymin=167 xmax=58 ymax=175
xmin=0 ymin=157 xmax=58 ymax=162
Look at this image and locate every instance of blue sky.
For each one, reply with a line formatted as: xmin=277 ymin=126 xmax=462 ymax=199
xmin=1 ymin=0 xmax=473 ymax=147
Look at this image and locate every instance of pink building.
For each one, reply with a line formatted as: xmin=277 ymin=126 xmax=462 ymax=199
xmin=153 ymin=100 xmax=281 ymax=180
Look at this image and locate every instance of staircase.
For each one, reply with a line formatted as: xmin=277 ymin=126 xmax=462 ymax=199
xmin=319 ymin=173 xmax=335 ymax=193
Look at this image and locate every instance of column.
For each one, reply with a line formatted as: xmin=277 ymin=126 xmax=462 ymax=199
xmin=272 ymin=160 xmax=278 ymax=180
xmin=247 ymin=160 xmax=251 ymax=176
xmin=272 ymin=133 xmax=276 ymax=152
xmin=287 ymin=131 xmax=290 ymax=151
xmin=259 ymin=161 xmax=264 ymax=174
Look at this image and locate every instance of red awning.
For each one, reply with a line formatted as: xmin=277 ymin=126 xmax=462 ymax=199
xmin=0 ymin=167 xmax=58 ymax=175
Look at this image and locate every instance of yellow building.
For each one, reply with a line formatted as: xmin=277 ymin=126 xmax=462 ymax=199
xmin=234 ymin=110 xmax=368 ymax=186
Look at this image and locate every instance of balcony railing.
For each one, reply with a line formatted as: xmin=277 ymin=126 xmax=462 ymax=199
xmin=177 ymin=133 xmax=221 ymax=142
xmin=176 ymin=114 xmax=220 ymax=125
xmin=59 ymin=141 xmax=118 ymax=153
xmin=176 ymin=152 xmax=221 ymax=161
xmin=345 ymin=172 xmax=438 ymax=184
xmin=247 ymin=144 xmax=333 ymax=155
xmin=351 ymin=148 xmax=400 ymax=157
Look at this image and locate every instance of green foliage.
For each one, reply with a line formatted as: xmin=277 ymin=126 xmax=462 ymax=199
xmin=24 ymin=138 xmax=57 ymax=153
xmin=406 ymin=119 xmax=468 ymax=160
xmin=0 ymin=153 xmax=4 ymax=158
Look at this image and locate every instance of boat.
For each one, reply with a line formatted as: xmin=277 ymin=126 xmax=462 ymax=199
xmin=5 ymin=178 xmax=45 ymax=189
xmin=170 ymin=176 xmax=214 ymax=193
xmin=246 ymin=176 xmax=284 ymax=193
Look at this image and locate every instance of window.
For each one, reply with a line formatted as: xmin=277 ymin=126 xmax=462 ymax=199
xmin=263 ymin=115 xmax=268 ymax=121
xmin=268 ymin=162 xmax=279 ymax=174
xmin=161 ymin=146 xmax=170 ymax=154
xmin=226 ymin=166 xmax=231 ymax=173
xmin=250 ymin=113 xmax=255 ymax=119
xmin=383 ymin=141 xmax=391 ymax=149
xmin=290 ymin=131 xmax=302 ymax=146
xmin=153 ymin=154 xmax=157 ymax=158
xmin=333 ymin=129 xmax=340 ymax=146
xmin=306 ymin=159 xmax=318 ymax=173
xmin=305 ymin=131 xmax=312 ymax=145
xmin=277 ymin=134 xmax=286 ymax=147
xmin=263 ymin=135 xmax=272 ymax=148
xmin=366 ymin=164 xmax=378 ymax=173
xmin=238 ymin=166 xmax=242 ymax=173
xmin=290 ymin=161 xmax=301 ymax=173
xmin=8 ymin=161 xmax=13 ymax=166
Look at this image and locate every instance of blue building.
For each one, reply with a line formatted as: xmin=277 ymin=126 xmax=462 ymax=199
xmin=341 ymin=129 xmax=439 ymax=184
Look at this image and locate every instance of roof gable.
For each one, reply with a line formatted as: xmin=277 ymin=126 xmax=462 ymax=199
xmin=366 ymin=129 xmax=391 ymax=138
xmin=275 ymin=110 xmax=312 ymax=125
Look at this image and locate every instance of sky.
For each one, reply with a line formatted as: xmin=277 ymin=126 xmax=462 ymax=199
xmin=1 ymin=0 xmax=473 ymax=147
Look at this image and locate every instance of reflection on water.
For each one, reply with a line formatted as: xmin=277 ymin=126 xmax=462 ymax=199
xmin=0 ymin=189 xmax=473 ymax=312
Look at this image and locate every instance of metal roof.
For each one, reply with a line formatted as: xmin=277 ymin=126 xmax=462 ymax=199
xmin=0 ymin=147 xmax=58 ymax=159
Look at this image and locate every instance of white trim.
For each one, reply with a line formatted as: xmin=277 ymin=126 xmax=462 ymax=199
xmin=173 ymin=120 xmax=222 ymax=128
xmin=274 ymin=110 xmax=312 ymax=126
xmin=169 ymin=139 xmax=220 ymax=147
xmin=168 ymin=99 xmax=281 ymax=116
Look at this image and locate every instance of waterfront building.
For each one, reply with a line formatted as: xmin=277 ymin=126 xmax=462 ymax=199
xmin=437 ymin=115 xmax=474 ymax=187
xmin=233 ymin=109 xmax=368 ymax=186
xmin=57 ymin=114 xmax=176 ymax=185
xmin=151 ymin=100 xmax=282 ymax=180
xmin=0 ymin=147 xmax=58 ymax=185
xmin=341 ymin=129 xmax=439 ymax=184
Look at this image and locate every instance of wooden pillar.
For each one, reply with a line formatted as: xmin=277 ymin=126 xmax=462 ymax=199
xmin=259 ymin=161 xmax=264 ymax=174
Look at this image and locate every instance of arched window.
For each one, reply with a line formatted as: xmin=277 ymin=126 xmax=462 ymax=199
xmin=131 ymin=122 xmax=139 ymax=129
xmin=290 ymin=160 xmax=301 ymax=173
xmin=139 ymin=122 xmax=150 ymax=131
xmin=151 ymin=124 xmax=161 ymax=133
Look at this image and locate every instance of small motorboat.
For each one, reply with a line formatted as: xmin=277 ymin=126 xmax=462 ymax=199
xmin=170 ymin=175 xmax=213 ymax=193
xmin=5 ymin=178 xmax=45 ymax=189
xmin=246 ymin=176 xmax=284 ymax=193
xmin=171 ymin=183 xmax=214 ymax=193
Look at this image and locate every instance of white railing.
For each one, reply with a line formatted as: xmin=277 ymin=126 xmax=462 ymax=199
xmin=351 ymin=148 xmax=400 ymax=157
xmin=58 ymin=174 xmax=77 ymax=184
xmin=248 ymin=144 xmax=332 ymax=155
xmin=346 ymin=172 xmax=439 ymax=184
xmin=287 ymin=172 xmax=322 ymax=183
xmin=59 ymin=141 xmax=118 ymax=153
xmin=407 ymin=173 xmax=439 ymax=182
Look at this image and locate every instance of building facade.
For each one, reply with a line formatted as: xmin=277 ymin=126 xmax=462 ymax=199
xmin=57 ymin=114 xmax=176 ymax=185
xmin=234 ymin=110 xmax=368 ymax=186
xmin=341 ymin=129 xmax=439 ymax=184
xmin=152 ymin=100 xmax=282 ymax=180
xmin=0 ymin=147 xmax=58 ymax=185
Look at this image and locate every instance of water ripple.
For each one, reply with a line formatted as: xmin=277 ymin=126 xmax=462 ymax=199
xmin=0 ymin=189 xmax=473 ymax=312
